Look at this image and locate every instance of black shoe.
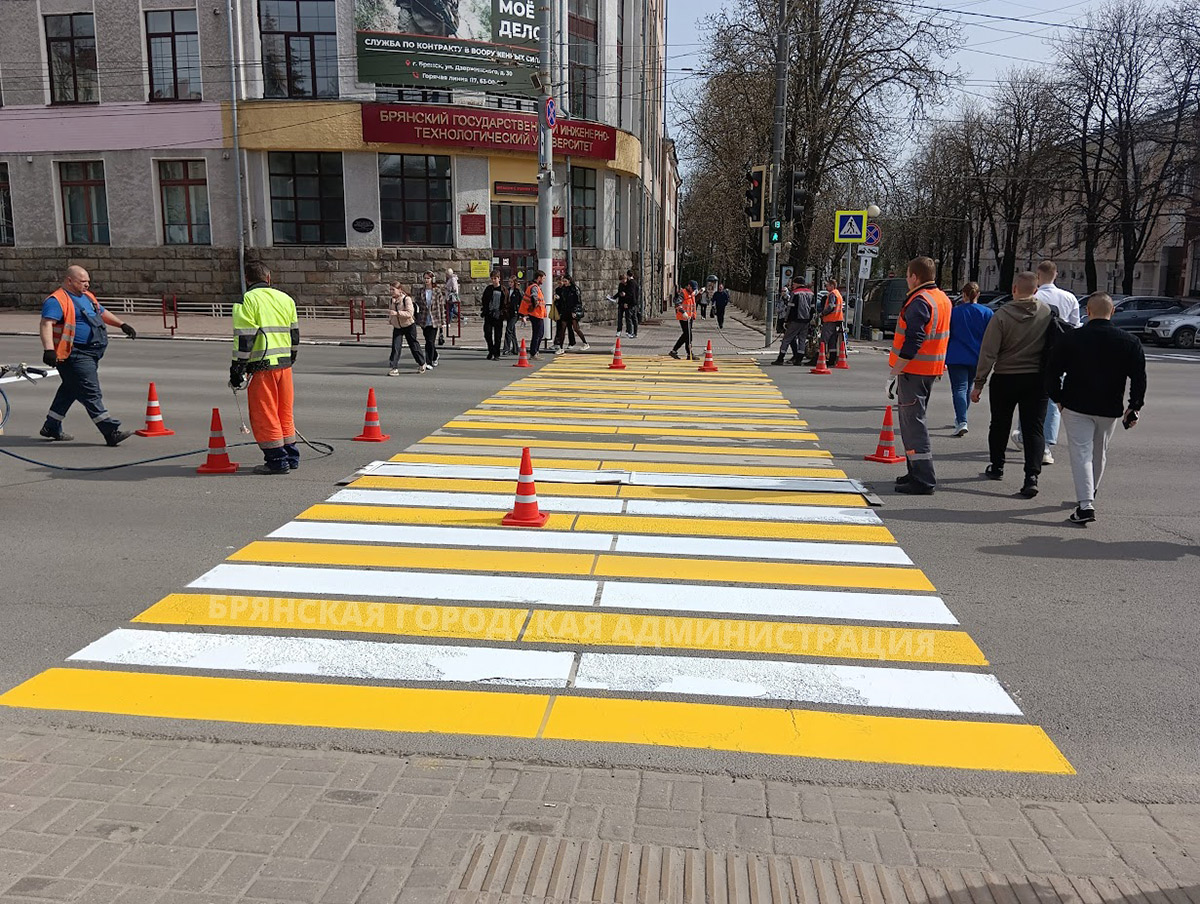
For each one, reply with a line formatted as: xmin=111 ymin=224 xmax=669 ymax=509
xmin=252 ymin=464 xmax=291 ymax=475
xmin=895 ymin=473 xmax=912 ymax=485
xmin=984 ymin=465 xmax=1004 ymax=480
xmin=791 ymin=358 xmax=804 ymax=365
xmin=105 ymin=430 xmax=133 ymax=447
xmin=770 ymin=358 xmax=786 ymax=365
xmin=1019 ymin=476 xmax=1039 ymax=498
xmin=895 ymin=482 xmax=934 ymax=496
xmin=1069 ymin=506 xmax=1096 ymax=525
xmin=669 ymin=351 xmax=681 ymax=359
xmin=39 ymin=427 xmax=74 ymax=441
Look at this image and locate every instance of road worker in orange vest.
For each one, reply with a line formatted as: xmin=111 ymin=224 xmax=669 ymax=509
xmin=38 ymin=264 xmax=137 ymax=446
xmin=821 ymin=278 xmax=846 ymax=367
xmin=888 ymin=256 xmax=953 ymax=495
xmin=519 ymin=270 xmax=548 ymax=358
xmin=668 ymin=280 xmax=697 ymax=359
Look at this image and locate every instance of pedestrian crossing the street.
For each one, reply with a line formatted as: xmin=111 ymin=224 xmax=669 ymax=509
xmin=0 ymin=355 xmax=1074 ymax=775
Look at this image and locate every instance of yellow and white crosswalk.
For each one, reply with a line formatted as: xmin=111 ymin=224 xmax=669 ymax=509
xmin=0 ymin=355 xmax=1073 ymax=775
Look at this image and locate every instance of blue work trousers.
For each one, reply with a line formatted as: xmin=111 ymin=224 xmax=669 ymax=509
xmin=43 ymin=346 xmax=121 ymax=439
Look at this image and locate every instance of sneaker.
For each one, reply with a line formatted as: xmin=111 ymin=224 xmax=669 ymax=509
xmin=1011 ymin=428 xmax=1024 ymax=450
xmin=1019 ymin=476 xmax=1039 ymax=498
xmin=387 ymin=368 xmax=400 ymax=376
xmin=1042 ymin=448 xmax=1054 ymax=465
xmin=1069 ymin=506 xmax=1096 ymax=525
xmin=418 ymin=364 xmax=428 ymax=374
xmin=430 ymin=360 xmax=439 ymax=367
xmin=581 ymin=344 xmax=590 ymax=351
xmin=105 ymin=430 xmax=134 ymax=448
xmin=252 ymin=464 xmax=290 ymax=475
xmin=39 ymin=427 xmax=74 ymax=441
xmin=553 ymin=346 xmax=564 ymax=355
xmin=669 ymin=351 xmax=680 ymax=359
xmin=984 ymin=464 xmax=1004 ymax=480
xmin=953 ymin=423 xmax=969 ymax=437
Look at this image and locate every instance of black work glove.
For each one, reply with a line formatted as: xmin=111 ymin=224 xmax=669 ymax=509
xmin=42 ymin=349 xmax=58 ymax=368
xmin=229 ymin=363 xmax=248 ymax=391
xmin=120 ymin=323 xmax=137 ymax=339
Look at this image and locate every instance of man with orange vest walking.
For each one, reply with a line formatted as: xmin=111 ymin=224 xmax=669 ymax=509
xmin=668 ymin=280 xmax=697 ymax=359
xmin=519 ymin=270 xmax=548 ymax=358
xmin=888 ymin=257 xmax=953 ymax=495
xmin=821 ymin=278 xmax=845 ymax=367
xmin=38 ymin=265 xmax=137 ymax=446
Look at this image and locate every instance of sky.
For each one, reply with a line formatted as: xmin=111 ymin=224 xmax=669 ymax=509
xmin=664 ymin=0 xmax=1097 ymax=139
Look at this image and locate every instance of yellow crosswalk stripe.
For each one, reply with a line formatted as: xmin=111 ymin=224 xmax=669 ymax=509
xmin=462 ymin=409 xmax=807 ymax=426
xmin=480 ymin=400 xmax=796 ymax=413
xmin=387 ymin=453 xmax=842 ymax=478
xmin=229 ymin=541 xmax=933 ymax=592
xmin=415 ymin=435 xmax=834 ymax=458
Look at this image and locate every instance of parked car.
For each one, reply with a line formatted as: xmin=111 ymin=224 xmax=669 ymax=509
xmin=1146 ymin=302 xmax=1200 ymax=349
xmin=1078 ymin=293 xmax=1127 ymax=325
xmin=859 ymin=278 xmax=908 ymax=335
xmin=984 ymin=294 xmax=1012 ymax=311
xmin=1108 ymin=296 xmax=1188 ymax=338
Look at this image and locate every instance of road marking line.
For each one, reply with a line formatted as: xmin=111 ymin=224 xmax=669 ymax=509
xmin=190 ymin=564 xmax=600 ymax=607
xmin=387 ymin=454 xmax=840 ymax=478
xmin=70 ymin=629 xmax=576 ymax=687
xmin=463 ymin=409 xmax=807 ymax=426
xmin=415 ymin=439 xmax=835 ymax=460
xmin=597 ymin=582 xmax=956 ymax=624
xmin=522 ymin=612 xmax=986 ymax=666
xmin=349 ymin=477 xmax=861 ymax=506
xmin=571 ymin=652 xmax=1019 ymax=715
xmin=443 ymin=421 xmax=823 ymax=441
xmin=419 ymin=436 xmax=639 ymax=452
xmin=270 ymin=521 xmax=908 ymax=564
xmin=135 ymin=594 xmax=529 ymax=641
xmin=633 ymin=443 xmax=831 ymax=458
xmin=301 ymin=505 xmax=896 ymax=544
xmin=0 ymin=669 xmax=552 ymax=738
xmin=328 ymin=490 xmax=880 ymax=524
xmin=228 ymin=542 xmax=931 ymax=592
xmin=480 ymin=401 xmax=797 ymax=413
xmin=540 ymin=697 xmax=1075 ymax=774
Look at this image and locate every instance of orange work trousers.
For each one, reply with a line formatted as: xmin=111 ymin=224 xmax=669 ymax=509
xmin=247 ymin=367 xmax=295 ymax=450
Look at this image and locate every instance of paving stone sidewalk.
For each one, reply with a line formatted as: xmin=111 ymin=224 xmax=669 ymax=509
xmin=0 ymin=726 xmax=1197 ymax=904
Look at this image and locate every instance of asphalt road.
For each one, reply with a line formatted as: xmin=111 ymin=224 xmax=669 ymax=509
xmin=0 ymin=331 xmax=1196 ymax=804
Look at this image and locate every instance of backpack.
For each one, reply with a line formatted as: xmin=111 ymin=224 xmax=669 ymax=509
xmin=1040 ymin=309 xmax=1068 ymax=371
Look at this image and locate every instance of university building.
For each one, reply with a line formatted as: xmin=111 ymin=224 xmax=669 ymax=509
xmin=0 ymin=0 xmax=680 ymax=315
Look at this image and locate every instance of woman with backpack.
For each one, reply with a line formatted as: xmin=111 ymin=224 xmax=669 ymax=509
xmin=386 ymin=282 xmax=427 ymax=375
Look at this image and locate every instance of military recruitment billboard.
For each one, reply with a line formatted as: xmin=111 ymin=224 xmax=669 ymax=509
xmin=356 ymin=0 xmax=540 ymax=96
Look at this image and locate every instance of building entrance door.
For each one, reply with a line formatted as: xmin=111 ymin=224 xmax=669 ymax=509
xmin=492 ymin=203 xmax=536 ymax=283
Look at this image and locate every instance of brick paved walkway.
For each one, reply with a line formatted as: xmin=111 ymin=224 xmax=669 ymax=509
xmin=1 ymin=726 xmax=1197 ymax=903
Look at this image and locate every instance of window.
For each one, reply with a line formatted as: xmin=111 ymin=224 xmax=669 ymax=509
xmin=0 ymin=164 xmax=13 ymax=245
xmin=46 ymin=14 xmax=99 ymax=104
xmin=379 ymin=154 xmax=452 ymax=246
xmin=146 ymin=10 xmax=202 ymax=101
xmin=268 ymin=152 xmax=345 ymax=244
xmin=571 ymin=166 xmax=596 ymax=248
xmin=59 ymin=161 xmax=109 ymax=245
xmin=259 ymin=0 xmax=338 ymax=99
xmin=159 ymin=160 xmax=211 ymax=244
xmin=492 ymin=203 xmax=536 ymax=253
xmin=568 ymin=0 xmax=598 ymax=120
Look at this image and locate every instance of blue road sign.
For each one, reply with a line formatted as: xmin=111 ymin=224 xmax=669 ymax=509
xmin=835 ymin=210 xmax=866 ymax=243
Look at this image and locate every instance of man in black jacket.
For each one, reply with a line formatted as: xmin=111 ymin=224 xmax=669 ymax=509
xmin=481 ymin=272 xmax=507 ymax=360
xmin=1045 ymin=292 xmax=1147 ymax=525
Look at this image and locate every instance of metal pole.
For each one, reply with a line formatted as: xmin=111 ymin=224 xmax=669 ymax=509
xmin=226 ymin=0 xmax=246 ymax=294
xmin=536 ymin=0 xmax=554 ymax=347
xmin=763 ymin=0 xmax=788 ymax=348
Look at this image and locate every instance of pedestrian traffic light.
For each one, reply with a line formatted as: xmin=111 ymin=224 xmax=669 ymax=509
xmin=786 ymin=169 xmax=813 ymax=222
xmin=768 ymin=218 xmax=783 ymax=244
xmin=744 ymin=165 xmax=767 ymax=228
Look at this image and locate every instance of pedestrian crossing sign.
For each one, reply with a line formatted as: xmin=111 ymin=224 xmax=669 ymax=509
xmin=835 ymin=210 xmax=867 ymax=243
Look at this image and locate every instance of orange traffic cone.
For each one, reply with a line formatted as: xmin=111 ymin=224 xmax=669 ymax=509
xmin=502 ymin=447 xmax=550 ymax=527
xmin=353 ymin=388 xmax=391 ymax=442
xmin=810 ymin=341 xmax=832 ymax=375
xmin=865 ymin=405 xmax=907 ymax=464
xmin=513 ymin=339 xmax=532 ymax=368
xmin=697 ymin=340 xmax=719 ymax=372
xmin=196 ymin=408 xmax=239 ymax=474
xmin=134 ymin=382 xmax=175 ymax=437
xmin=608 ymin=338 xmax=627 ymax=370
xmin=835 ymin=332 xmax=850 ymax=370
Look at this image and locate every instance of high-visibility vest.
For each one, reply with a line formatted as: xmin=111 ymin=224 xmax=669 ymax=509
xmin=49 ymin=288 xmax=105 ymax=360
xmin=233 ymin=285 xmax=299 ymax=369
xmin=888 ymin=285 xmax=953 ymax=376
xmin=520 ymin=282 xmax=545 ymax=318
xmin=676 ymin=289 xmax=696 ymax=321
xmin=822 ymin=290 xmax=845 ymax=323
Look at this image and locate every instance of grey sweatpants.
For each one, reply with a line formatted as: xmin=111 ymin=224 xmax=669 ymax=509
xmin=1062 ymin=408 xmax=1118 ymax=509
xmin=897 ymin=373 xmax=938 ymax=489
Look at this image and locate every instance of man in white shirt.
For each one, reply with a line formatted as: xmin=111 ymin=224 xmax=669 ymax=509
xmin=1013 ymin=260 xmax=1080 ymax=463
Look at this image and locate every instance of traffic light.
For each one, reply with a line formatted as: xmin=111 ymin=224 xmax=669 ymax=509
xmin=785 ymin=169 xmax=812 ymax=222
xmin=744 ymin=165 xmax=767 ymax=227
xmin=768 ymin=218 xmax=783 ymax=245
